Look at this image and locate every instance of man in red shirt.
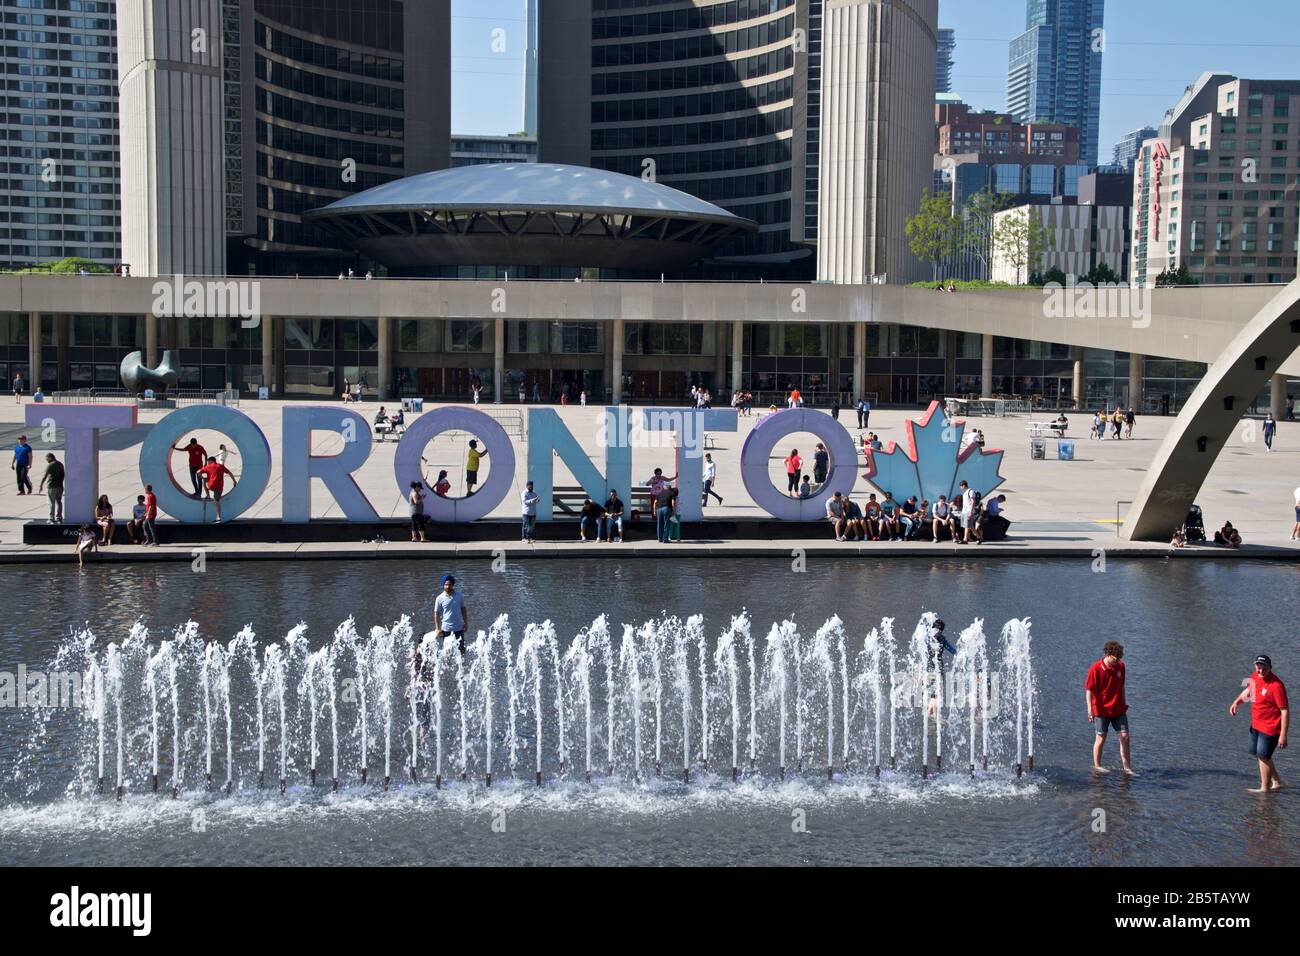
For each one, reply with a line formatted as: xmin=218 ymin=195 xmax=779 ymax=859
xmin=1229 ymin=655 xmax=1289 ymax=793
xmin=172 ymin=437 xmax=208 ymax=498
xmin=1085 ymin=640 xmax=1134 ymax=775
xmin=196 ymin=456 xmax=236 ymax=523
xmin=142 ymin=483 xmax=158 ymax=546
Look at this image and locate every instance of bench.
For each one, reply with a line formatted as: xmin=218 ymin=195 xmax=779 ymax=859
xmin=553 ymin=485 xmax=653 ymax=517
xmin=373 ymin=421 xmax=406 ymax=442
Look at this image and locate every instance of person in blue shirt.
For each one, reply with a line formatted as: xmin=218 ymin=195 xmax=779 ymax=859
xmin=11 ymin=434 xmax=33 ymax=495
xmin=432 ymin=575 xmax=468 ymax=654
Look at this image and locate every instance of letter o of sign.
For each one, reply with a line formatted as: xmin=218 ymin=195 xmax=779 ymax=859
xmin=393 ymin=407 xmax=516 ymax=522
xmin=138 ymin=405 xmax=272 ymax=523
xmin=739 ymin=409 xmax=858 ymax=520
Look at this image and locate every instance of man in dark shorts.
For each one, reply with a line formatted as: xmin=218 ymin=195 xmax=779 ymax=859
xmin=433 ymin=574 xmax=468 ymax=654
xmin=1229 ymin=655 xmax=1288 ymax=793
xmin=465 ymin=440 xmax=486 ymax=496
xmin=1085 ymin=640 xmax=1134 ymax=775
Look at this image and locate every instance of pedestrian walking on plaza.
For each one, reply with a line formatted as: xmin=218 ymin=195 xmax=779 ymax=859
xmin=13 ymin=372 xmax=23 ymax=403
xmin=173 ymin=437 xmax=208 ymax=497
xmin=521 ymin=480 xmax=540 ymax=543
xmin=1125 ymin=405 xmax=1137 ymax=440
xmin=1085 ymin=641 xmax=1134 ymax=775
xmin=1111 ymin=406 xmax=1124 ymax=440
xmin=11 ymin=433 xmax=33 ymax=495
xmin=701 ymin=453 xmax=723 ymax=507
xmin=1229 ymin=654 xmax=1288 ymax=793
xmin=197 ymin=455 xmax=236 ymax=523
xmin=143 ymin=484 xmax=158 ymax=545
xmin=830 ymin=397 xmax=840 ymax=420
xmin=465 ymin=439 xmax=486 ymax=496
xmin=433 ymin=574 xmax=468 ymax=655
xmin=1292 ymin=485 xmax=1300 ymax=540
xmin=1263 ymin=413 xmax=1276 ymax=451
xmin=38 ymin=453 xmax=63 ymax=523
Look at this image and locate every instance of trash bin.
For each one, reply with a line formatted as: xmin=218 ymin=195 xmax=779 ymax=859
xmin=1030 ymin=437 xmax=1046 ymax=460
xmin=1058 ymin=439 xmax=1076 ymax=461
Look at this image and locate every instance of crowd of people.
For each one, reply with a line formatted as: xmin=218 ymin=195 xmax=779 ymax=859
xmin=1089 ymin=405 xmax=1137 ymax=441
xmin=823 ymin=484 xmax=1009 ymax=544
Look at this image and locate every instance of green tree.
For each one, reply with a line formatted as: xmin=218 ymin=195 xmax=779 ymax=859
xmin=905 ymin=190 xmax=958 ymax=281
xmin=959 ymin=189 xmax=1008 ymax=279
xmin=995 ymin=208 xmax=1055 ymax=285
xmin=1083 ymin=262 xmax=1121 ymax=285
xmin=1154 ymin=263 xmax=1198 ymax=286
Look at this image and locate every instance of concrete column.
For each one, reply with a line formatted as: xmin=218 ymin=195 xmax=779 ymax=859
xmin=493 ymin=317 xmax=505 ymax=403
xmin=274 ymin=316 xmax=285 ymax=399
xmin=981 ymin=333 xmax=994 ymax=398
xmin=943 ymin=330 xmax=957 ymax=397
xmin=1072 ymin=346 xmax=1085 ymax=409
xmin=602 ymin=319 xmax=613 ymax=400
xmin=27 ymin=312 xmax=41 ymax=390
xmin=1271 ymin=373 xmax=1288 ymax=418
xmin=731 ymin=319 xmax=744 ymax=393
xmin=261 ymin=314 xmax=274 ymax=394
xmin=612 ymin=318 xmax=625 ymax=404
xmin=56 ymin=314 xmax=69 ymax=390
xmin=1129 ymin=353 xmax=1144 ymax=410
xmin=377 ymin=317 xmax=392 ymax=402
xmin=853 ymin=322 xmax=865 ymax=400
xmin=146 ymin=313 xmax=159 ymax=368
xmin=714 ymin=320 xmax=727 ymax=392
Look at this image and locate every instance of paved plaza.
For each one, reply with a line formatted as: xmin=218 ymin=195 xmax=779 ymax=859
xmin=1 ymin=398 xmax=1298 ymax=563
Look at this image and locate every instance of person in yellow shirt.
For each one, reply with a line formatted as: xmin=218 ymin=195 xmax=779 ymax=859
xmin=465 ymin=439 xmax=487 ymax=496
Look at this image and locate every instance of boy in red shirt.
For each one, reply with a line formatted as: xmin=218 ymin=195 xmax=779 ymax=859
xmin=143 ymin=484 xmax=158 ymax=546
xmin=1229 ymin=655 xmax=1288 ymax=793
xmin=196 ymin=456 xmax=237 ymax=523
xmin=1085 ymin=640 xmax=1134 ymax=775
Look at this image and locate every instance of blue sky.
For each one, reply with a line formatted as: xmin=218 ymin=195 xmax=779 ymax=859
xmin=450 ymin=0 xmax=1300 ymax=157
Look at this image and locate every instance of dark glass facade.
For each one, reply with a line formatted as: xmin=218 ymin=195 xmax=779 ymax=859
xmin=588 ymin=0 xmax=810 ymax=279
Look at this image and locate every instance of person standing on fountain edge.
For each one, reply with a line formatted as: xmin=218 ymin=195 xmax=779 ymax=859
xmin=520 ymin=480 xmax=540 ymax=543
xmin=433 ymin=574 xmax=468 ymax=655
xmin=1085 ymin=641 xmax=1134 ymax=776
xmin=1229 ymin=655 xmax=1288 ymax=793
xmin=173 ymin=437 xmax=208 ymax=498
xmin=464 ymin=439 xmax=487 ymax=496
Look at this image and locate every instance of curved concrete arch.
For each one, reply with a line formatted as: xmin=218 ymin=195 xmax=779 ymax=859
xmin=1123 ymin=279 xmax=1300 ymax=541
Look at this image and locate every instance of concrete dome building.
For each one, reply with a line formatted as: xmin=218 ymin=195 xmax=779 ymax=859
xmin=306 ymin=163 xmax=757 ymax=273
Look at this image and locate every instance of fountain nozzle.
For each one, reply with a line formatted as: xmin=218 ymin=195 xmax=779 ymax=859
xmin=410 ymin=766 xmax=418 ymax=784
xmin=890 ymin=754 xmax=897 ymax=770
xmin=655 ymin=760 xmax=662 ymax=778
xmin=115 ymin=785 xmax=124 ymax=801
xmin=534 ymin=771 xmax=542 ymax=786
xmin=982 ymin=754 xmax=988 ymax=771
xmin=779 ymin=766 xmax=785 ymax=781
xmin=1015 ymin=763 xmax=1023 ymax=779
xmin=258 ymin=770 xmax=265 ymax=789
xmin=309 ymin=768 xmax=317 ymax=786
xmin=151 ymin=774 xmax=159 ymax=794
xmin=225 ymin=780 xmax=232 ymax=796
xmin=460 ymin=770 xmax=467 ymax=783
xmin=1027 ymin=754 xmax=1034 ymax=772
xmin=331 ymin=778 xmax=339 ymax=792
xmin=360 ymin=767 xmax=368 ymax=784
xmin=969 ymin=763 xmax=975 ymax=779
xmin=95 ymin=777 xmax=104 ymax=795
xmin=279 ymin=778 xmax=286 ymax=796
xmin=486 ymin=772 xmax=492 ymax=787
xmin=874 ymin=764 xmax=880 ymax=779
xmin=436 ymin=774 xmax=442 ymax=790
xmin=922 ymin=763 xmax=929 ymax=780
xmin=683 ymin=767 xmax=689 ymax=784
xmin=827 ymin=766 xmax=833 ymax=781
xmin=732 ymin=766 xmax=738 ymax=783
xmin=936 ymin=754 xmax=942 ymax=770
xmin=205 ymin=772 xmax=213 ymax=790
xmin=382 ymin=776 xmax=390 ymax=792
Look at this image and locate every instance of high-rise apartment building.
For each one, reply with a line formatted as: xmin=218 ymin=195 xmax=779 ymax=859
xmin=1131 ymin=72 xmax=1300 ymax=288
xmin=936 ymin=27 xmax=954 ymax=94
xmin=1007 ymin=0 xmax=1104 ymax=166
xmin=0 ymin=0 xmax=120 ymax=270
xmin=1111 ymin=125 xmax=1156 ymax=174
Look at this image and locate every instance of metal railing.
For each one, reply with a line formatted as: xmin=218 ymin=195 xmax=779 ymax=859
xmin=45 ymin=387 xmax=239 ymax=407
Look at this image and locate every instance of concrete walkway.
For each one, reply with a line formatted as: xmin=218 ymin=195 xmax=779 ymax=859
xmin=2 ymin=399 xmax=1298 ymax=563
